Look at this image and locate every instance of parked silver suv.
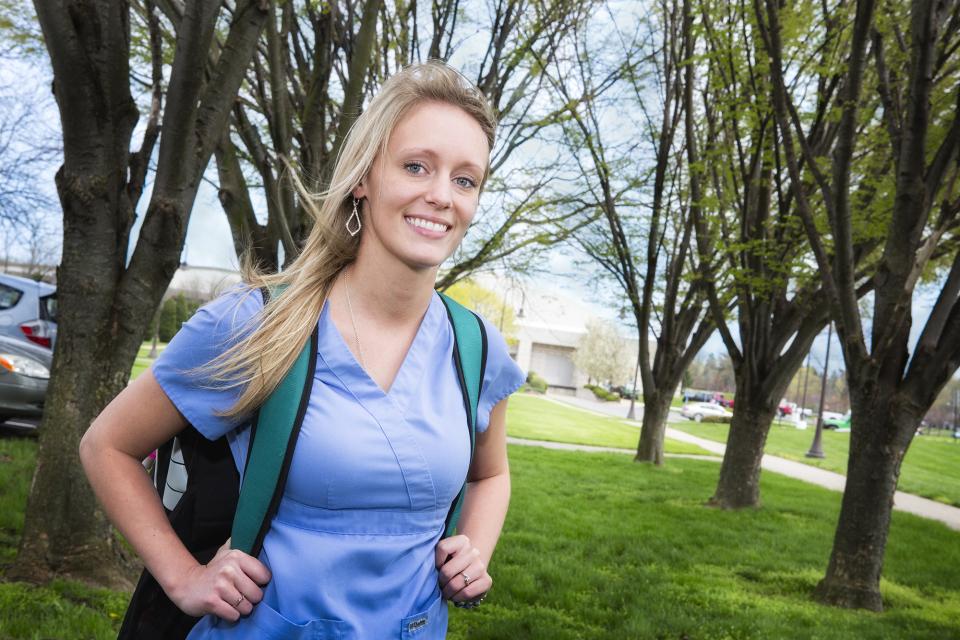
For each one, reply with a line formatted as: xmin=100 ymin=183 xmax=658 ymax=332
xmin=0 ymin=273 xmax=57 ymax=349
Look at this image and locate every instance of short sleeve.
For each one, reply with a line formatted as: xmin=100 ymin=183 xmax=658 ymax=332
xmin=475 ymin=316 xmax=526 ymax=433
xmin=152 ymin=286 xmax=264 ymax=441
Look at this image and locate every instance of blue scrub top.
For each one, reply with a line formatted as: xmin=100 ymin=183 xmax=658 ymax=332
xmin=152 ymin=286 xmax=525 ymax=640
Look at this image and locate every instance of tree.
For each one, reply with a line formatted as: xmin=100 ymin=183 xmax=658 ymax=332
xmin=687 ymin=0 xmax=878 ymax=509
xmin=759 ymin=0 xmax=960 ymax=610
xmin=547 ymin=0 xmax=716 ymax=464
xmin=11 ymin=0 xmax=270 ymax=586
xmin=572 ymin=319 xmax=632 ymax=386
xmin=444 ymin=278 xmax=518 ymax=340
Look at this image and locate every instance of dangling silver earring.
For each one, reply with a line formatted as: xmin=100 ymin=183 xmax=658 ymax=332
xmin=346 ymin=197 xmax=362 ymax=237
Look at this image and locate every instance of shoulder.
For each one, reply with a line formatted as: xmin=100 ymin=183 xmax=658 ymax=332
xmin=151 ymin=285 xmax=265 ymax=439
xmin=153 ymin=284 xmax=265 ymax=381
xmin=436 ymin=296 xmax=525 ymax=432
xmin=193 ymin=285 xmax=266 ymax=339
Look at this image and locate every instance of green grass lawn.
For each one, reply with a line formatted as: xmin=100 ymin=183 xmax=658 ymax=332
xmin=671 ymin=420 xmax=960 ymax=507
xmin=131 ymin=341 xmax=167 ymax=380
xmin=507 ymin=393 xmax=713 ymax=456
xmin=2 ymin=437 xmax=958 ymax=638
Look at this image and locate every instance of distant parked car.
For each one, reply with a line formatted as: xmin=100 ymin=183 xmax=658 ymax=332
xmin=0 ymin=273 xmax=57 ymax=349
xmin=0 ymin=334 xmax=51 ymax=421
xmin=823 ymin=411 xmax=851 ymax=432
xmin=681 ymin=402 xmax=732 ymax=422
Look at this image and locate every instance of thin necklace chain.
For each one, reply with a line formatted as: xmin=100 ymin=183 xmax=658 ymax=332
xmin=342 ymin=269 xmax=367 ymax=370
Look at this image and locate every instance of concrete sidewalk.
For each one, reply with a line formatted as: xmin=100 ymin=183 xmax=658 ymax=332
xmin=525 ymin=393 xmax=960 ymax=532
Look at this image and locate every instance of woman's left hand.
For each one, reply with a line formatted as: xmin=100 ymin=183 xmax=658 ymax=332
xmin=435 ymin=534 xmax=490 ymax=606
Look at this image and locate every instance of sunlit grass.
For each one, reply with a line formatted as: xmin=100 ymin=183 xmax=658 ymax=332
xmin=447 ymin=446 xmax=960 ymax=639
xmin=2 ymin=437 xmax=959 ymax=638
xmin=130 ymin=341 xmax=167 ymax=380
xmin=672 ymin=420 xmax=960 ymax=507
xmin=507 ymin=393 xmax=713 ymax=456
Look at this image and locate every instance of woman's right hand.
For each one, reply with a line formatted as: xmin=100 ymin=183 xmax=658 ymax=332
xmin=168 ymin=540 xmax=272 ymax=622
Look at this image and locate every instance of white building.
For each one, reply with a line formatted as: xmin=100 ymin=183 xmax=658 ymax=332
xmin=476 ymin=275 xmax=639 ymax=395
xmin=166 ymin=265 xmax=243 ymax=300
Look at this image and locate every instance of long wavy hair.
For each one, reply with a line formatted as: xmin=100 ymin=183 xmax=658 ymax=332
xmin=198 ymin=60 xmax=497 ymax=420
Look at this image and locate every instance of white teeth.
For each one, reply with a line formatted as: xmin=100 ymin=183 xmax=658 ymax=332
xmin=405 ymin=216 xmax=449 ymax=233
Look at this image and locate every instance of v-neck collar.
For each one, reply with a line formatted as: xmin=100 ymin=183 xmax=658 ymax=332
xmin=318 ymin=291 xmax=444 ymax=411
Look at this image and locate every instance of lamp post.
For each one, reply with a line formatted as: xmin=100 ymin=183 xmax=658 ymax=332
xmin=799 ymin=351 xmax=812 ymax=425
xmin=626 ymin=355 xmax=640 ymax=420
xmin=806 ymin=322 xmax=832 ymax=459
xmin=954 ymin=387 xmax=959 ymax=438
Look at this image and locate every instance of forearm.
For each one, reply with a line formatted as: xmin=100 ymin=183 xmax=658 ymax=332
xmin=80 ymin=438 xmax=198 ymax=595
xmin=455 ymin=467 xmax=510 ymax=567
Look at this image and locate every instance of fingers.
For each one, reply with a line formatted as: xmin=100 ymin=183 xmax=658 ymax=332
xmin=451 ymin=573 xmax=492 ymax=604
xmin=218 ymin=559 xmax=265 ymax=607
xmin=435 ymin=534 xmax=469 ymax=568
xmin=178 ymin=544 xmax=272 ymax=621
xmin=440 ymin=552 xmax=490 ymax=601
xmin=436 ymin=535 xmax=491 ymax=603
xmin=236 ymin=551 xmax=272 ymax=586
xmin=437 ymin=545 xmax=479 ymax=591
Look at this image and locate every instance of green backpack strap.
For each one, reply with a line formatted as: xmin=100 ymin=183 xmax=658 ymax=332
xmin=438 ymin=292 xmax=487 ymax=537
xmin=231 ymin=286 xmax=318 ymax=555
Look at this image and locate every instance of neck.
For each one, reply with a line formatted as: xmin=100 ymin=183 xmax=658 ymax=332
xmin=344 ymin=251 xmax=437 ymax=325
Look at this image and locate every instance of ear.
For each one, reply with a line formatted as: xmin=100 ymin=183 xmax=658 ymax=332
xmin=352 ymin=182 xmax=366 ymax=200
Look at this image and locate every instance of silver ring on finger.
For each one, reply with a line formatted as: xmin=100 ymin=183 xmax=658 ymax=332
xmin=233 ymin=594 xmax=245 ymax=608
xmin=461 ymin=571 xmax=472 ymax=586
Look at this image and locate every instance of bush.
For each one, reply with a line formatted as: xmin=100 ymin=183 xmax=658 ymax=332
xmin=525 ymin=371 xmax=548 ymax=393
xmin=158 ymin=294 xmax=202 ymax=342
xmin=701 ymin=414 xmax=732 ymax=424
xmin=584 ymin=384 xmax=619 ymax=402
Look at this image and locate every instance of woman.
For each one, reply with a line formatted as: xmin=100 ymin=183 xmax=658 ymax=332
xmin=80 ymin=60 xmax=525 ymax=639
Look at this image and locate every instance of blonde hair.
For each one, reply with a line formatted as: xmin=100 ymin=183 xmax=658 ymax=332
xmin=200 ymin=60 xmax=497 ymax=420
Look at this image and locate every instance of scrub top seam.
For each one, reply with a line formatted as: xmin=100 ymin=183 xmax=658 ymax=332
xmin=316 ymin=347 xmax=418 ymax=510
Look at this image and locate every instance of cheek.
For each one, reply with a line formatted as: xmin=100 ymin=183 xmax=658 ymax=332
xmin=458 ymin=194 xmax=480 ymax=220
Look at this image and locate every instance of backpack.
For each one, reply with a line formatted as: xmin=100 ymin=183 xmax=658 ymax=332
xmin=118 ymin=290 xmax=487 ymax=639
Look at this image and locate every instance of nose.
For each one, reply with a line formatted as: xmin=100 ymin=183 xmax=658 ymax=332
xmin=424 ymin=175 xmax=453 ymax=209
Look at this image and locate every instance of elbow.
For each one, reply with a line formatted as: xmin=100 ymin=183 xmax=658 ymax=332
xmin=78 ymin=419 xmax=102 ymax=473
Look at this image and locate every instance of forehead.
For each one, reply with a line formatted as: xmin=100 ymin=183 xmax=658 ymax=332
xmin=387 ymin=101 xmax=490 ymax=169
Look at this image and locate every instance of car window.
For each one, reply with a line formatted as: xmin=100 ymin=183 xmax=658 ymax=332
xmin=0 ymin=283 xmax=23 ymax=310
xmin=40 ymin=293 xmax=57 ymax=322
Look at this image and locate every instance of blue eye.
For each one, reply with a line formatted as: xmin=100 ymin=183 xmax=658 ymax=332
xmin=455 ymin=177 xmax=478 ymax=189
xmin=405 ymin=162 xmax=425 ymax=174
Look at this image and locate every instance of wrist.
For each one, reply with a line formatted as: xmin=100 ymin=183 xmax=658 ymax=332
xmin=154 ymin=549 xmax=201 ymax=599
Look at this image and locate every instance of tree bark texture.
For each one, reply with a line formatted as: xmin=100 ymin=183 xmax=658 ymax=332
xmin=814 ymin=393 xmax=912 ymax=611
xmin=708 ymin=385 xmax=779 ymax=509
xmin=13 ymin=0 xmax=268 ymax=587
xmin=635 ymin=389 xmax=674 ymax=465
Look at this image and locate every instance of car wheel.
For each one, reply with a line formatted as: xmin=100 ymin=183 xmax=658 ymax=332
xmin=694 ymin=413 xmax=703 ymax=422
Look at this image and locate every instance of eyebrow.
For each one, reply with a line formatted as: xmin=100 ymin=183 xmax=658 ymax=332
xmin=397 ymin=147 xmax=485 ymax=176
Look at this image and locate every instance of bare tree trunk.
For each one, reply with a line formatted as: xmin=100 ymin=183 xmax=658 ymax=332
xmin=814 ymin=395 xmax=912 ymax=610
xmin=635 ymin=389 xmax=673 ymax=465
xmin=8 ymin=171 xmax=142 ymax=586
xmin=709 ymin=392 xmax=779 ymax=509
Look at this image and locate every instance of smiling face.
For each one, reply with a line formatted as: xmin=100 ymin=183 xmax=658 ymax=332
xmin=352 ymin=100 xmax=491 ymax=274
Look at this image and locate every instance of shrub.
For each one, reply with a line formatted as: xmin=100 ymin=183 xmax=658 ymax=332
xmin=158 ymin=294 xmax=202 ymax=342
xmin=526 ymin=371 xmax=548 ymax=393
xmin=701 ymin=414 xmax=732 ymax=424
xmin=585 ymin=384 xmax=619 ymax=402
